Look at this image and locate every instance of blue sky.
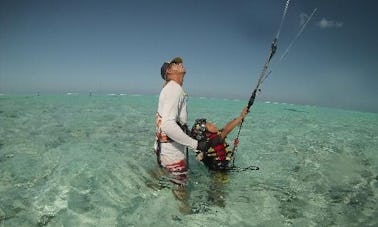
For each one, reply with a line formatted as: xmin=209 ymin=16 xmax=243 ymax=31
xmin=1 ymin=0 xmax=377 ymax=112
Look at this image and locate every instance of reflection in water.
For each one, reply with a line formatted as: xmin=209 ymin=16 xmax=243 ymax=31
xmin=146 ymin=165 xmax=231 ymax=214
xmin=207 ymin=171 xmax=229 ymax=208
xmin=146 ymin=165 xmax=192 ymax=214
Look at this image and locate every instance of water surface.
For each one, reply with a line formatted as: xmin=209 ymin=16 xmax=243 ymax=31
xmin=0 ymin=95 xmax=377 ymax=226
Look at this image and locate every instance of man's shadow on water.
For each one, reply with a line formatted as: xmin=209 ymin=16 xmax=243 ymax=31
xmin=146 ymin=165 xmax=230 ymax=214
xmin=205 ymin=171 xmax=229 ymax=208
xmin=146 ymin=165 xmax=192 ymax=214
xmin=185 ymin=167 xmax=231 ymax=213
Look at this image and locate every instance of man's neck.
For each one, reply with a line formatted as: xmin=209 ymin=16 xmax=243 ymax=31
xmin=167 ymin=76 xmax=182 ymax=86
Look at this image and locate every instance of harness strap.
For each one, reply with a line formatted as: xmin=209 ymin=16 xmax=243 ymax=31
xmin=155 ymin=140 xmax=162 ymax=167
xmin=204 ymin=133 xmax=233 ymax=168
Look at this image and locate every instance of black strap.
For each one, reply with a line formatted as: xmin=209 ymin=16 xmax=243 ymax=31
xmin=226 ymin=165 xmax=260 ymax=172
xmin=156 ymin=140 xmax=162 ymax=167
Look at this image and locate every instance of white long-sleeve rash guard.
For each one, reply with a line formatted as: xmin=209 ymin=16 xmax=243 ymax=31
xmin=158 ymin=81 xmax=198 ymax=150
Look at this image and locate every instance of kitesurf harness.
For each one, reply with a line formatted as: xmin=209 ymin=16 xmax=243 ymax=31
xmin=191 ymin=118 xmax=233 ymax=170
xmin=203 ymin=132 xmax=233 ymax=170
xmin=155 ymin=113 xmax=189 ymax=167
xmin=207 ymin=133 xmax=231 ymax=161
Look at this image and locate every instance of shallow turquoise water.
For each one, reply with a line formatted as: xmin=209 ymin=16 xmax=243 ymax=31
xmin=0 ymin=94 xmax=377 ymax=226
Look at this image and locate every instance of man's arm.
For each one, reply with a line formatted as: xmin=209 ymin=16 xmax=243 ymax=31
xmin=160 ymin=83 xmax=198 ymax=149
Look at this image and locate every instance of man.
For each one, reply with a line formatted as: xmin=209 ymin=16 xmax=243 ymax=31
xmin=154 ymin=56 xmax=208 ymax=185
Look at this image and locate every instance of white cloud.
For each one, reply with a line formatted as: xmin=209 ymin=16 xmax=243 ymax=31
xmin=316 ymin=18 xmax=343 ymax=29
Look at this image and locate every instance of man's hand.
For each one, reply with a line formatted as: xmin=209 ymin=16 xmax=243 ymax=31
xmin=196 ymin=152 xmax=204 ymax=161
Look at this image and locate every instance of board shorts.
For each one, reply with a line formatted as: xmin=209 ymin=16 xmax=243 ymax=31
xmin=154 ymin=141 xmax=188 ymax=185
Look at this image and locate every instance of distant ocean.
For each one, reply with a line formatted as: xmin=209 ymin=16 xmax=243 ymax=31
xmin=1 ymin=94 xmax=377 ymax=226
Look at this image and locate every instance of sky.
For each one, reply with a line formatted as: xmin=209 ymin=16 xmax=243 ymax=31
xmin=1 ymin=0 xmax=378 ymax=113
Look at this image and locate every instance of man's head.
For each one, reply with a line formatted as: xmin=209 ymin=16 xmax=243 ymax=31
xmin=160 ymin=57 xmax=186 ymax=84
